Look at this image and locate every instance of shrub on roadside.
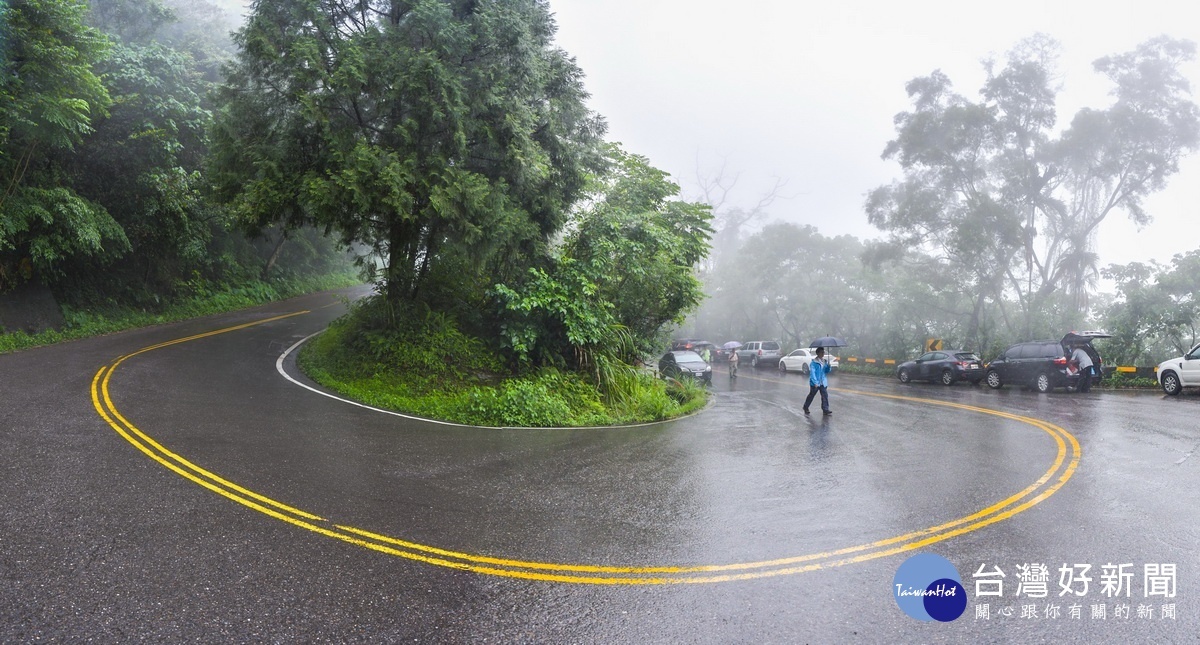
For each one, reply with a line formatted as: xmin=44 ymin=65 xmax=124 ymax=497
xmin=298 ymin=297 xmax=707 ymax=427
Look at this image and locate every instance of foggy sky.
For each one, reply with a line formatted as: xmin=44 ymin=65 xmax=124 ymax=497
xmin=550 ymin=0 xmax=1200 ymax=278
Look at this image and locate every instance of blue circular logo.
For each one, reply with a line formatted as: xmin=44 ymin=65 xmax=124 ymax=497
xmin=893 ymin=553 xmax=966 ymax=622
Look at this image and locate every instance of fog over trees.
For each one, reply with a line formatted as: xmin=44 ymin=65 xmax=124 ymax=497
xmin=4 ymin=3 xmax=1198 ymax=368
xmin=681 ymin=35 xmax=1200 ymax=365
xmin=1 ymin=0 xmax=349 ymax=310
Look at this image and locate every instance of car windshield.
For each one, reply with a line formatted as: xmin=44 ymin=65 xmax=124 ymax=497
xmin=674 ymin=351 xmax=704 ymax=362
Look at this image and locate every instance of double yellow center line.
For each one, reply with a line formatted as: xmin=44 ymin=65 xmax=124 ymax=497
xmin=90 ymin=313 xmax=1080 ymax=584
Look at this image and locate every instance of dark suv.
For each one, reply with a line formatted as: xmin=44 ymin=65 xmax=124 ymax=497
xmin=984 ymin=332 xmax=1109 ymax=393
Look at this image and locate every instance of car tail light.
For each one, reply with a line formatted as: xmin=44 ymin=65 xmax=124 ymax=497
xmin=1053 ymin=357 xmax=1067 ymax=366
xmin=758 ymin=349 xmax=763 ymax=356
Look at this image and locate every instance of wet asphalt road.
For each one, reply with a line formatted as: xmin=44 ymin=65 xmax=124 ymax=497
xmin=2 ymin=289 xmax=1198 ymax=643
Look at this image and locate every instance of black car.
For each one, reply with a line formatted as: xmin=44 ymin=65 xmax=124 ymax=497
xmin=896 ymin=350 xmax=984 ymax=386
xmin=670 ymin=339 xmax=724 ymax=362
xmin=984 ymin=331 xmax=1110 ymax=393
xmin=659 ymin=350 xmax=712 ymax=384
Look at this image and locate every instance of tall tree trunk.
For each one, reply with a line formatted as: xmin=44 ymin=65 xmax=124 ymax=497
xmin=967 ymin=293 xmax=984 ymax=351
xmin=387 ymin=220 xmax=407 ymax=306
xmin=262 ymin=233 xmax=286 ymax=280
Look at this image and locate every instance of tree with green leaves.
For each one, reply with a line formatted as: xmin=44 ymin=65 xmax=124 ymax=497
xmin=210 ymin=0 xmax=605 ymax=309
xmin=58 ymin=41 xmax=219 ymax=300
xmin=0 ymin=0 xmax=127 ymax=288
xmin=1101 ymin=251 xmax=1200 ymax=364
xmin=866 ymin=35 xmax=1200 ymax=345
xmin=494 ymin=146 xmax=713 ymax=371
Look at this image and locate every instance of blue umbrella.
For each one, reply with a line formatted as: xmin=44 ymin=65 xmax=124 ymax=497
xmin=809 ymin=336 xmax=847 ymax=348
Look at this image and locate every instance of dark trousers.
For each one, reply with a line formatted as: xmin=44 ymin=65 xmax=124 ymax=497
xmin=804 ymin=385 xmax=829 ymax=412
xmin=1078 ymin=367 xmax=1093 ymax=393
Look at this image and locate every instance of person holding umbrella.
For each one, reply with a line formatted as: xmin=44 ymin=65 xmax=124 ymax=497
xmin=804 ymin=337 xmax=844 ymax=416
xmin=724 ymin=341 xmax=742 ymax=379
xmin=803 ymin=346 xmax=832 ymax=415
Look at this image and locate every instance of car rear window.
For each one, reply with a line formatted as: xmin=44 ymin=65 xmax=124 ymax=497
xmin=762 ymin=342 xmax=780 ymax=351
xmin=954 ymin=353 xmax=980 ymax=361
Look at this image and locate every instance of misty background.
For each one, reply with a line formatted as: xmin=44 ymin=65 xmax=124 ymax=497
xmin=6 ymin=0 xmax=1198 ymax=367
xmin=548 ymin=1 xmax=1200 ymax=363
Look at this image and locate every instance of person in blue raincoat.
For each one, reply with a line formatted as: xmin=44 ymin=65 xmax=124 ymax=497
xmin=803 ymin=346 xmax=832 ymax=415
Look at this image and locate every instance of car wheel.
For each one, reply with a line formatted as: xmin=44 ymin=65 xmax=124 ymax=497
xmin=986 ymin=370 xmax=1003 ymax=389
xmin=1035 ymin=372 xmax=1052 ymax=393
xmin=941 ymin=369 xmax=955 ymax=386
xmin=1161 ymin=371 xmax=1182 ymax=396
xmin=898 ymin=368 xmax=911 ymax=384
xmin=801 ymin=362 xmax=809 ymax=375
xmin=751 ymin=356 xmax=759 ymax=368
xmin=778 ymin=360 xmax=788 ymax=373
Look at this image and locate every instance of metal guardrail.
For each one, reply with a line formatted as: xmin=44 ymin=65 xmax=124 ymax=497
xmin=842 ymin=357 xmax=1159 ymax=379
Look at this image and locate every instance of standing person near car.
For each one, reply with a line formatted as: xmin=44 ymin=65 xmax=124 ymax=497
xmin=803 ymin=347 xmax=832 ymax=415
xmin=1071 ymin=344 xmax=1094 ymax=393
xmin=729 ymin=348 xmax=739 ymax=379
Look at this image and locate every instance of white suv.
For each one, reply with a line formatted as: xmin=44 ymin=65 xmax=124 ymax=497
xmin=1157 ymin=342 xmax=1200 ymax=395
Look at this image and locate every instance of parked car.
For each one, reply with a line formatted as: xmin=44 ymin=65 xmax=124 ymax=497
xmin=779 ymin=348 xmax=840 ymax=374
xmin=1157 ymin=341 xmax=1200 ymax=395
xmin=670 ymin=339 xmax=723 ymax=362
xmin=984 ymin=331 xmax=1110 ymax=393
xmin=737 ymin=341 xmax=783 ymax=368
xmin=896 ymin=350 xmax=984 ymax=385
xmin=658 ymin=350 xmax=712 ymax=384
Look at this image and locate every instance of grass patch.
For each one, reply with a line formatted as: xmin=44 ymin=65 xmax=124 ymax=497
xmin=1096 ymin=372 xmax=1160 ymax=389
xmin=0 ymin=272 xmax=362 ymax=355
xmin=298 ymin=298 xmax=708 ymax=427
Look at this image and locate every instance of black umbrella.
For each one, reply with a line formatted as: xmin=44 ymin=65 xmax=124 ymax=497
xmin=809 ymin=336 xmax=847 ymax=348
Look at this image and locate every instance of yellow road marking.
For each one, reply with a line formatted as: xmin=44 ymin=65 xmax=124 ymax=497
xmin=92 ymin=314 xmax=1081 ymax=584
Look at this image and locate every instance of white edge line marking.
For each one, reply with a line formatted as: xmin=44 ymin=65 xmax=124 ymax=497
xmin=276 ymin=332 xmax=698 ymax=431
xmin=277 ymin=332 xmax=467 ymax=428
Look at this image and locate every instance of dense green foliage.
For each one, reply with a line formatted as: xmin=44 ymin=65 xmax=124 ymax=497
xmin=1099 ymin=250 xmax=1200 ymax=365
xmin=494 ymin=146 xmax=712 ymax=368
xmin=1 ymin=0 xmax=126 ymax=286
xmin=299 ymin=298 xmax=707 ymax=427
xmin=211 ymin=0 xmax=606 ymax=308
xmin=1 ymin=0 xmax=356 ymax=320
